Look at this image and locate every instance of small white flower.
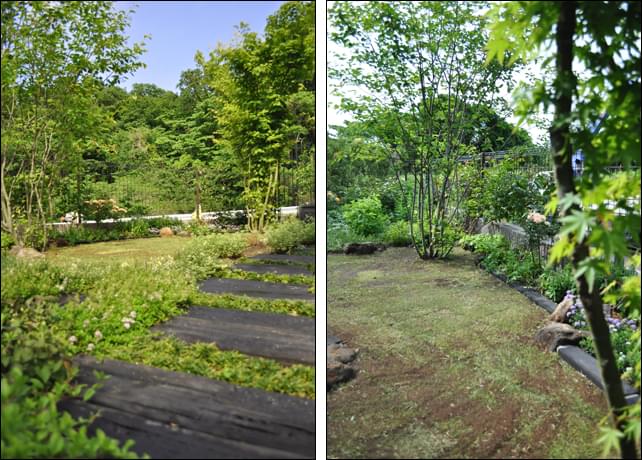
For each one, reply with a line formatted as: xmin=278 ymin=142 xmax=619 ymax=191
xmin=123 ymin=322 xmax=131 ymax=329
xmin=130 ymin=311 xmax=137 ymax=319
xmin=68 ymin=335 xmax=78 ymax=344
xmin=94 ymin=330 xmax=103 ymax=340
xmin=87 ymin=343 xmax=95 ymax=352
xmin=83 ymin=319 xmax=90 ymax=328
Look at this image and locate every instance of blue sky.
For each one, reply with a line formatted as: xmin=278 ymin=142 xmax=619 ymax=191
xmin=114 ymin=1 xmax=284 ymax=92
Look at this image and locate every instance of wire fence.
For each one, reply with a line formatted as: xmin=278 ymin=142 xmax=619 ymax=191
xmin=51 ymin=161 xmax=315 ymax=223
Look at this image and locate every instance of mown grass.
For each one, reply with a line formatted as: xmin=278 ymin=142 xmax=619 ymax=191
xmin=327 ymin=247 xmax=610 ymax=459
xmin=46 ymin=236 xmax=191 ymax=263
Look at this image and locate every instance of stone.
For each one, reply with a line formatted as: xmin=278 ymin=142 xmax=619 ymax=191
xmin=534 ymin=322 xmax=589 ymax=352
xmin=327 ymin=336 xmax=358 ymax=390
xmin=176 ymin=230 xmax=190 ymax=237
xmin=344 ymin=242 xmax=386 ymax=255
xmin=330 ymin=347 xmax=357 ymax=364
xmin=549 ymin=297 xmax=574 ymax=323
xmin=159 ymin=227 xmax=174 ymax=237
xmin=9 ymin=246 xmax=45 ymax=259
xmin=149 ymin=227 xmax=160 ymax=235
xmin=327 ymin=359 xmax=356 ymax=389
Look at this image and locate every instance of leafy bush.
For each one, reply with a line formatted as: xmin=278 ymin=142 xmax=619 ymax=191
xmin=383 ymin=220 xmax=412 ymax=246
xmin=186 ymin=221 xmax=214 ymax=236
xmin=83 ymin=199 xmax=127 ymax=223
xmin=1 ymin=231 xmax=15 ymax=251
xmin=343 ymin=196 xmax=388 ymax=236
xmin=176 ymin=233 xmax=248 ymax=279
xmin=265 ymin=217 xmax=315 ymax=253
xmin=327 ymin=214 xmax=375 ymax=252
xmin=126 ymin=219 xmax=150 ymax=238
xmin=539 ymin=265 xmax=576 ymax=303
xmin=459 ymin=233 xmax=508 ymax=254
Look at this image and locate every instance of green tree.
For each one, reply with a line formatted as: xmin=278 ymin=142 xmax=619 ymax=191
xmin=330 ymin=1 xmax=516 ymax=259
xmin=204 ymin=1 xmax=315 ymax=232
xmin=1 ymin=1 xmax=145 ymax=246
xmin=488 ymin=2 xmax=640 ymax=457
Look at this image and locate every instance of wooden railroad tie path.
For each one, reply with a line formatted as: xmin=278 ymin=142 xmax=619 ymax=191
xmin=234 ymin=262 xmax=313 ymax=276
xmin=60 ymin=356 xmax=315 ymax=459
xmin=60 ymin=250 xmax=316 ymax=458
xmin=153 ymin=306 xmax=315 ymax=365
xmin=198 ymin=278 xmax=315 ymax=302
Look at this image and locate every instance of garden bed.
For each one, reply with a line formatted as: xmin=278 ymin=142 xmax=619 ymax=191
xmin=488 ymin=270 xmax=639 ymax=404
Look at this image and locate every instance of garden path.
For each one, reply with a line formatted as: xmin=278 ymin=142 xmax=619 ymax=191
xmin=327 ymin=247 xmax=608 ymax=459
xmin=63 ymin=250 xmax=316 ymax=458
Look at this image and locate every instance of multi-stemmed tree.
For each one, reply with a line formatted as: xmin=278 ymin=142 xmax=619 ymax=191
xmin=330 ymin=1 xmax=517 ymax=258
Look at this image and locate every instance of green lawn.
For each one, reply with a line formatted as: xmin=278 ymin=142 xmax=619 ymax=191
xmin=327 ymin=247 xmax=609 ymax=459
xmin=46 ymin=236 xmax=192 ymax=263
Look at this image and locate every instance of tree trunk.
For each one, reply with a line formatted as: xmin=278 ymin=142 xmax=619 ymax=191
xmin=551 ymin=3 xmax=636 ymax=458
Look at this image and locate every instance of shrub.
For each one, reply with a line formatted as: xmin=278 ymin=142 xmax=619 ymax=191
xmin=343 ymin=196 xmax=388 ymax=236
xmin=459 ymin=233 xmax=508 ymax=254
xmin=266 ymin=217 xmax=315 ymax=254
xmin=176 ymin=233 xmax=247 ymax=279
xmin=196 ymin=233 xmax=248 ymax=258
xmin=127 ymin=219 xmax=150 ymax=238
xmin=186 ymin=221 xmax=213 ymax=236
xmin=539 ymin=265 xmax=576 ymax=303
xmin=1 ymin=231 xmax=15 ymax=251
xmin=383 ymin=220 xmax=412 ymax=246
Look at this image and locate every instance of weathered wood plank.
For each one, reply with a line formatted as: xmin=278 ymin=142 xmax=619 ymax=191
xmin=235 ymin=263 xmax=314 ymax=276
xmin=152 ymin=307 xmax=315 ymax=365
xmin=61 ymin=356 xmax=315 ymax=458
xmin=60 ymin=399 xmax=308 ymax=459
xmin=187 ymin=306 xmax=314 ymax=334
xmin=199 ymin=278 xmax=315 ymax=302
xmin=249 ymin=254 xmax=315 ymax=265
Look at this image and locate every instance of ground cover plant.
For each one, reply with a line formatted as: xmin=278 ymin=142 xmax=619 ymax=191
xmin=2 ymin=230 xmax=316 ymax=457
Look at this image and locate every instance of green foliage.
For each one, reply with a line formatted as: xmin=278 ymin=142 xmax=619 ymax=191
xmin=459 ymin=233 xmax=508 ymax=254
xmin=191 ymin=292 xmax=314 ymax=318
xmin=330 ymin=1 xmax=518 ymax=259
xmin=1 ymin=365 xmax=139 ymax=459
xmin=175 ymin=233 xmax=248 ymax=279
xmin=1 ymin=258 xmax=139 ymax=458
xmin=186 ymin=221 xmax=214 ymax=237
xmin=1 ymin=0 xmax=146 ymax=239
xmin=265 ymin=217 xmax=315 ymax=254
xmin=205 ymin=1 xmax=315 ymax=231
xmin=383 ymin=221 xmax=412 ymax=247
xmin=538 ymin=265 xmax=576 ymax=303
xmin=343 ymin=196 xmax=388 ymax=237
xmin=327 ymin=215 xmax=374 ymax=252
xmin=99 ymin=334 xmax=314 ymax=399
xmin=460 ymin=233 xmax=543 ymax=285
xmin=488 ymin=2 xmax=641 ymax=453
xmin=1 ymin=232 xmax=15 ymax=251
xmin=127 ymin=219 xmax=150 ymax=239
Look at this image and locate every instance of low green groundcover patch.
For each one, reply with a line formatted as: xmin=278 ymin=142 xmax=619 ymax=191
xmin=1 ymin=234 xmax=315 ymax=458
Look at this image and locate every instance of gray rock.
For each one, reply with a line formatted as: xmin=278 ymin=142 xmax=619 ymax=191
xmin=176 ymin=230 xmax=190 ymax=237
xmin=549 ymin=297 xmax=574 ymax=323
xmin=535 ymin=322 xmax=589 ymax=351
xmin=327 ymin=337 xmax=358 ymax=390
xmin=327 ymin=359 xmax=356 ymax=389
xmin=344 ymin=242 xmax=386 ymax=255
xmin=10 ymin=246 xmax=44 ymax=259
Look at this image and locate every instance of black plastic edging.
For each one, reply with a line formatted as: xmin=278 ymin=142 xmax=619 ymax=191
xmin=487 ymin=269 xmax=640 ymax=404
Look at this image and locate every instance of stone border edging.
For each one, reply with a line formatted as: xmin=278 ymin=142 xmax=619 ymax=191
xmin=487 ymin=269 xmax=640 ymax=404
